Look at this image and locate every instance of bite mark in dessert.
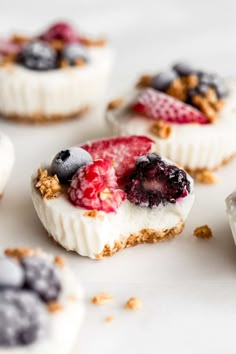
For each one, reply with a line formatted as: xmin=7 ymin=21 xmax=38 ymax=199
xmin=31 ymin=136 xmax=194 ymax=259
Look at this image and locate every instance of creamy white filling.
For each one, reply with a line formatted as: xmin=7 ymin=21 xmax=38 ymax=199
xmin=107 ymin=86 xmax=236 ymax=170
xmin=0 ymin=131 xmax=14 ymax=194
xmin=0 ymin=254 xmax=85 ymax=354
xmin=0 ymin=47 xmax=112 ymax=117
xmin=31 ymin=163 xmax=194 ymax=259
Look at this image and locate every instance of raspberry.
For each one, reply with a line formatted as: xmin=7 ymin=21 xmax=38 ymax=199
xmin=68 ymin=159 xmax=126 ymax=213
xmin=21 ymin=257 xmax=61 ymax=303
xmin=81 ymin=136 xmax=153 ymax=182
xmin=41 ymin=22 xmax=79 ymax=44
xmin=125 ymin=153 xmax=190 ymax=208
xmin=133 ymin=88 xmax=209 ymax=124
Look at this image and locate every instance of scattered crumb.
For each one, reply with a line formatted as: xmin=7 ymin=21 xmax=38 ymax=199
xmin=125 ymin=297 xmax=142 ymax=311
xmin=67 ymin=294 xmax=78 ymax=302
xmin=83 ymin=210 xmax=99 ymax=217
xmin=151 ymin=121 xmax=172 ymax=139
xmin=105 ymin=316 xmax=114 ymax=322
xmin=54 ymin=255 xmax=65 ymax=269
xmin=195 ymin=170 xmax=219 ymax=184
xmin=47 ymin=301 xmax=64 ymax=313
xmin=80 ymin=37 xmax=107 ymax=47
xmin=136 ymin=74 xmax=153 ymax=88
xmin=35 ymin=168 xmax=62 ymax=200
xmin=107 ymin=98 xmax=124 ymax=110
xmin=92 ymin=292 xmax=113 ymax=305
xmin=5 ymin=248 xmax=33 ymax=260
xmin=193 ymin=225 xmax=213 ymax=239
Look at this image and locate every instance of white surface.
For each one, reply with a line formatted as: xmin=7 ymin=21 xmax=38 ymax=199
xmin=1 ymin=0 xmax=236 ymax=353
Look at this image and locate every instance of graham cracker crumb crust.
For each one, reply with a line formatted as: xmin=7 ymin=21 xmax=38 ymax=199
xmin=92 ymin=292 xmax=113 ymax=305
xmin=125 ymin=297 xmax=142 ymax=311
xmin=96 ymin=221 xmax=184 ymax=259
xmin=193 ymin=225 xmax=213 ymax=239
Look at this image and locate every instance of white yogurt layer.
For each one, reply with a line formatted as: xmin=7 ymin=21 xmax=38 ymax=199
xmin=31 ymin=163 xmax=194 ymax=259
xmin=0 ymin=253 xmax=85 ymax=354
xmin=0 ymin=131 xmax=14 ymax=195
xmin=107 ymin=85 xmax=236 ymax=170
xmin=0 ymin=47 xmax=112 ymax=118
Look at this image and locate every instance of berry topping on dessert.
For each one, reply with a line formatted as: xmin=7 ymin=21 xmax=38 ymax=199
xmin=0 ymin=290 xmax=47 ymax=346
xmin=133 ymin=88 xmax=209 ymax=124
xmin=61 ymin=43 xmax=89 ymax=65
xmin=172 ymin=62 xmax=196 ymax=76
xmin=41 ymin=22 xmax=79 ymax=44
xmin=0 ymin=257 xmax=24 ymax=289
xmin=68 ymin=159 xmax=126 ymax=212
xmin=81 ymin=136 xmax=154 ymax=180
xmin=0 ymin=39 xmax=21 ymax=55
xmin=17 ymin=41 xmax=57 ymax=71
xmin=21 ymin=257 xmax=61 ymax=302
xmin=125 ymin=153 xmax=190 ymax=208
xmin=51 ymin=147 xmax=92 ymax=183
xmin=151 ymin=70 xmax=178 ymax=91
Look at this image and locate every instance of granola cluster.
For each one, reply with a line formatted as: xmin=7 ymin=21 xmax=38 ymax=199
xmin=35 ymin=169 xmax=62 ymax=200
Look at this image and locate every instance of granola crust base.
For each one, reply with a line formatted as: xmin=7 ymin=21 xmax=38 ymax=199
xmin=0 ymin=106 xmax=89 ymax=124
xmin=95 ymin=220 xmax=184 ymax=259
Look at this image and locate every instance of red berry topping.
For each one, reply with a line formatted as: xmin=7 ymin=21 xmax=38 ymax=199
xmin=81 ymin=136 xmax=154 ymax=181
xmin=68 ymin=159 xmax=126 ymax=213
xmin=0 ymin=39 xmax=21 ymax=55
xmin=133 ymin=88 xmax=209 ymax=124
xmin=41 ymin=22 xmax=79 ymax=44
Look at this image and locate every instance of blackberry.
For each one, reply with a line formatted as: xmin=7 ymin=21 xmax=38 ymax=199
xmin=0 ymin=290 xmax=47 ymax=346
xmin=125 ymin=153 xmax=190 ymax=208
xmin=195 ymin=71 xmax=228 ymax=99
xmin=18 ymin=41 xmax=57 ymax=71
xmin=21 ymin=257 xmax=61 ymax=303
xmin=61 ymin=43 xmax=89 ymax=65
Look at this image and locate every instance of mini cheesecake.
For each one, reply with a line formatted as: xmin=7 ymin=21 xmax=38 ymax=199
xmin=0 ymin=131 xmax=14 ymax=196
xmin=106 ymin=62 xmax=235 ymax=177
xmin=31 ymin=136 xmax=194 ymax=259
xmin=0 ymin=248 xmax=84 ymax=353
xmin=0 ymin=22 xmax=112 ymax=123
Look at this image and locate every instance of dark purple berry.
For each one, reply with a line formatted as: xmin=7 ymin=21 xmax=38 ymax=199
xmin=151 ymin=70 xmax=177 ymax=91
xmin=18 ymin=41 xmax=57 ymax=71
xmin=0 ymin=257 xmax=24 ymax=290
xmin=21 ymin=257 xmax=61 ymax=303
xmin=0 ymin=290 xmax=47 ymax=346
xmin=125 ymin=153 xmax=190 ymax=208
xmin=61 ymin=43 xmax=89 ymax=65
xmin=172 ymin=62 xmax=196 ymax=76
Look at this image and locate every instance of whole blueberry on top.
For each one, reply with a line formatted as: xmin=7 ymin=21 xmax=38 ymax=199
xmin=172 ymin=62 xmax=196 ymax=76
xmin=61 ymin=43 xmax=89 ymax=65
xmin=0 ymin=257 xmax=24 ymax=290
xmin=125 ymin=153 xmax=190 ymax=208
xmin=0 ymin=290 xmax=47 ymax=346
xmin=21 ymin=257 xmax=61 ymax=303
xmin=151 ymin=70 xmax=177 ymax=91
xmin=51 ymin=147 xmax=92 ymax=183
xmin=18 ymin=41 xmax=57 ymax=71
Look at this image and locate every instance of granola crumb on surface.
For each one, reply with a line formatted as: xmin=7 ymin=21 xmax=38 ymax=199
xmin=54 ymin=255 xmax=65 ymax=269
xmin=4 ymin=248 xmax=34 ymax=260
xmin=105 ymin=316 xmax=114 ymax=322
xmin=136 ymin=74 xmax=153 ymax=88
xmin=195 ymin=170 xmax=219 ymax=184
xmin=193 ymin=225 xmax=213 ymax=239
xmin=125 ymin=297 xmax=142 ymax=311
xmin=67 ymin=294 xmax=78 ymax=302
xmin=151 ymin=121 xmax=172 ymax=139
xmin=107 ymin=98 xmax=124 ymax=110
xmin=91 ymin=292 xmax=113 ymax=305
xmin=47 ymin=301 xmax=64 ymax=313
xmin=80 ymin=37 xmax=107 ymax=47
xmin=35 ymin=168 xmax=62 ymax=200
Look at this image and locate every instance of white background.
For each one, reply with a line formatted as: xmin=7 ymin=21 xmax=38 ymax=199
xmin=1 ymin=1 xmax=236 ymax=353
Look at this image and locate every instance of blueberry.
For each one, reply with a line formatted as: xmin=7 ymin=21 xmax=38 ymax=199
xmin=61 ymin=43 xmax=89 ymax=65
xmin=172 ymin=62 xmax=196 ymax=76
xmin=0 ymin=290 xmax=47 ymax=346
xmin=21 ymin=257 xmax=61 ymax=303
xmin=215 ymin=84 xmax=228 ymax=98
xmin=197 ymin=83 xmax=209 ymax=95
xmin=125 ymin=153 xmax=190 ymax=208
xmin=151 ymin=70 xmax=177 ymax=91
xmin=198 ymin=72 xmax=212 ymax=85
xmin=51 ymin=147 xmax=92 ymax=183
xmin=0 ymin=257 xmax=24 ymax=289
xmin=18 ymin=41 xmax=57 ymax=71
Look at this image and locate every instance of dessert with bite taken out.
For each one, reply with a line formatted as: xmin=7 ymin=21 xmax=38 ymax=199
xmin=31 ymin=136 xmax=194 ymax=259
xmin=0 ymin=21 xmax=112 ymax=123
xmin=0 ymin=131 xmax=14 ymax=197
xmin=0 ymin=248 xmax=84 ymax=354
xmin=106 ymin=62 xmax=236 ymax=180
